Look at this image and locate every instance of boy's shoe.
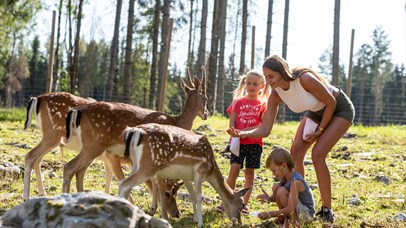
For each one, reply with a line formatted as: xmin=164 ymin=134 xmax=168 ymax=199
xmin=216 ymin=203 xmax=225 ymax=213
xmin=241 ymin=206 xmax=249 ymax=216
xmin=315 ymin=206 xmax=335 ymax=223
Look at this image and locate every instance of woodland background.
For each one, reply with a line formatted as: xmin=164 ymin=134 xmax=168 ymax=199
xmin=0 ymin=0 xmax=405 ymax=125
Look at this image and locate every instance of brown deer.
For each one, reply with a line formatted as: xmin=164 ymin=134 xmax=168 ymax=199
xmin=23 ymin=92 xmax=184 ymax=217
xmin=63 ymin=67 xmax=209 ymax=219
xmin=23 ymin=92 xmax=96 ymax=201
xmin=120 ymin=124 xmax=250 ymax=227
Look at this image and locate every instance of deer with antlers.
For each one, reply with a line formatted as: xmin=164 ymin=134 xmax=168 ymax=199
xmin=120 ymin=123 xmax=250 ymax=227
xmin=63 ymin=67 xmax=209 ymax=219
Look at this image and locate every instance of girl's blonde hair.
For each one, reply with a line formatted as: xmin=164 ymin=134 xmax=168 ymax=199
xmin=266 ymin=147 xmax=295 ymax=171
xmin=232 ymin=69 xmax=271 ymax=103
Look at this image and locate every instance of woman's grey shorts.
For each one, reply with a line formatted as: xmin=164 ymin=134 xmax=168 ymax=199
xmin=306 ymin=88 xmax=355 ymax=123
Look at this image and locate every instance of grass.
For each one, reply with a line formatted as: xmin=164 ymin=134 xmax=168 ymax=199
xmin=0 ymin=109 xmax=405 ymax=227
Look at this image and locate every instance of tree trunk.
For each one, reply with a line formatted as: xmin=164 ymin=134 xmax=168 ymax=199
xmin=194 ymin=0 xmax=208 ymax=77
xmin=216 ymin=0 xmax=227 ymax=115
xmin=107 ymin=0 xmax=123 ymax=101
xmin=72 ymin=0 xmax=84 ymax=95
xmin=207 ymin=0 xmax=221 ymax=113
xmin=239 ymin=0 xmax=248 ymax=75
xmin=53 ymin=0 xmax=63 ymax=92
xmin=264 ymin=0 xmax=273 ymax=58
xmin=67 ymin=0 xmax=74 ymax=93
xmin=123 ymin=0 xmax=135 ymax=103
xmin=332 ymin=0 xmax=340 ymax=85
xmin=187 ymin=0 xmax=194 ymax=70
xmin=149 ymin=0 xmax=160 ymax=109
xmin=156 ymin=0 xmax=170 ymax=110
xmin=281 ymin=0 xmax=289 ymax=60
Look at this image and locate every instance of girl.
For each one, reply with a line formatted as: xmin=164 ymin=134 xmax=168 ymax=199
xmin=227 ymin=55 xmax=355 ymax=223
xmin=257 ymin=147 xmax=315 ymax=226
xmin=217 ymin=69 xmax=270 ymax=215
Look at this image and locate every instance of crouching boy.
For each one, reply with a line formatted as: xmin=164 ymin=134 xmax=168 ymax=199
xmin=257 ymin=147 xmax=315 ymax=226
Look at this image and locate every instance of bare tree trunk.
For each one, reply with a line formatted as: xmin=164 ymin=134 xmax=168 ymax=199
xmin=281 ymin=0 xmax=289 ymax=59
xmin=123 ymin=0 xmax=135 ymax=103
xmin=194 ymin=0 xmax=208 ymax=77
xmin=72 ymin=0 xmax=84 ymax=95
xmin=187 ymin=0 xmax=195 ymax=70
xmin=156 ymin=0 xmax=170 ymax=110
xmin=332 ymin=0 xmax=341 ymax=85
xmin=149 ymin=0 xmax=160 ymax=109
xmin=107 ymin=0 xmax=123 ymax=101
xmin=67 ymin=0 xmax=74 ymax=93
xmin=207 ymin=0 xmax=221 ymax=113
xmin=230 ymin=0 xmax=241 ymax=83
xmin=239 ymin=0 xmax=248 ymax=75
xmin=53 ymin=0 xmax=63 ymax=92
xmin=264 ymin=0 xmax=273 ymax=58
xmin=373 ymin=60 xmax=383 ymax=125
xmin=216 ymin=0 xmax=227 ymax=115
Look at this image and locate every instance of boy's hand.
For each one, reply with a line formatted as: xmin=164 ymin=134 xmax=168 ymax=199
xmin=258 ymin=211 xmax=271 ymax=220
xmin=257 ymin=188 xmax=270 ymax=203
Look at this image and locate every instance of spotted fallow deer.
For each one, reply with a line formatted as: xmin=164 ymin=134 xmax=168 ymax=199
xmin=23 ymin=92 xmax=96 ymax=201
xmin=120 ymin=124 xmax=250 ymax=227
xmin=23 ymin=92 xmax=131 ymax=200
xmin=63 ymin=67 xmax=209 ymax=219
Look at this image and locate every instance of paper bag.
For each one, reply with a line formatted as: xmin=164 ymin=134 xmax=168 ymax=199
xmin=230 ymin=137 xmax=240 ymax=156
xmin=303 ymin=118 xmax=318 ymax=140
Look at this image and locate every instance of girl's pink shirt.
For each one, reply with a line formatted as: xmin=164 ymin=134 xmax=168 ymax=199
xmin=227 ymin=97 xmax=267 ymax=146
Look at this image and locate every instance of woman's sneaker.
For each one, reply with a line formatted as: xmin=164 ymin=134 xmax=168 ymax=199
xmin=315 ymin=206 xmax=335 ymax=223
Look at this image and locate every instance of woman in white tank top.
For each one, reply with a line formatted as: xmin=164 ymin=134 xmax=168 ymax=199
xmin=227 ymin=55 xmax=355 ymax=224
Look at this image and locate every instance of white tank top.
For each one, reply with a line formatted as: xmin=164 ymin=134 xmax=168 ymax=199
xmin=275 ymin=78 xmax=333 ymax=113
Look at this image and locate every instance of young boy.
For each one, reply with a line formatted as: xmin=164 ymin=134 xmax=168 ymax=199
xmin=257 ymin=147 xmax=315 ymax=226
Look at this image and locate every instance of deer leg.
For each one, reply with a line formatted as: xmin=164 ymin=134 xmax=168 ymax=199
xmin=145 ymin=179 xmax=158 ymax=216
xmin=23 ymin=139 xmax=59 ymax=200
xmin=157 ymin=177 xmax=168 ymax=220
xmin=118 ymin=170 xmax=155 ymax=200
xmin=62 ymin=147 xmax=104 ymax=193
xmin=184 ymin=181 xmax=198 ymax=223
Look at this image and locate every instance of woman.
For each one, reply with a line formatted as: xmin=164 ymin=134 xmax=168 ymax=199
xmin=227 ymin=55 xmax=355 ymax=223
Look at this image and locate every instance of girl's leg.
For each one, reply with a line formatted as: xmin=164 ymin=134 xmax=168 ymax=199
xmin=226 ymin=163 xmax=241 ymax=190
xmin=242 ymin=168 xmax=255 ymax=205
xmin=290 ymin=118 xmax=313 ymax=177
xmin=312 ymin=116 xmax=351 ymax=209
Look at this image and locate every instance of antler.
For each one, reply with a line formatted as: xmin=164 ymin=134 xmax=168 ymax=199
xmin=201 ymin=66 xmax=206 ymax=95
xmin=186 ymin=67 xmax=195 ymax=89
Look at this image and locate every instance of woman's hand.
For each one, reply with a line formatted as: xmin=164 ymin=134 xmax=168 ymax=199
xmin=226 ymin=127 xmax=243 ymax=138
xmin=303 ymin=129 xmax=323 ymax=142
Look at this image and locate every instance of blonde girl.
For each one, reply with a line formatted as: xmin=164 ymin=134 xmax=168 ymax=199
xmin=217 ymin=69 xmax=270 ymax=215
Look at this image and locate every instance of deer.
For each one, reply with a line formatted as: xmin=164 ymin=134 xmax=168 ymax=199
xmin=23 ymin=92 xmax=136 ymax=200
xmin=63 ymin=67 xmax=209 ymax=219
xmin=120 ymin=123 xmax=250 ymax=227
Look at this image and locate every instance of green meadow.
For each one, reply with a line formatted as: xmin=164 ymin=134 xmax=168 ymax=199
xmin=0 ymin=109 xmax=405 ymax=227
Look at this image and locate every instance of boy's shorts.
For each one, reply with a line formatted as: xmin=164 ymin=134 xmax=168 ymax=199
xmin=230 ymin=144 xmax=262 ymax=169
xmin=296 ymin=200 xmax=314 ymax=223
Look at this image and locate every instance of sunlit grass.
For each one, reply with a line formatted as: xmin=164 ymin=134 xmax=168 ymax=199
xmin=1 ymin=108 xmax=405 ymax=227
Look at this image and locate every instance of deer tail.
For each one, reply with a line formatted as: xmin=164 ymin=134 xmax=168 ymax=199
xmin=66 ymin=109 xmax=81 ymax=143
xmin=24 ymin=97 xmax=38 ymax=130
xmin=124 ymin=128 xmax=142 ymax=160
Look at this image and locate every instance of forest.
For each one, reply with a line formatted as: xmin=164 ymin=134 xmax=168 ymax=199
xmin=0 ymin=0 xmax=405 ymax=125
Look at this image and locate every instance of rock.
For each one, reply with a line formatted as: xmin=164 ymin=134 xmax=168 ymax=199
xmin=347 ymin=194 xmax=361 ymax=206
xmin=0 ymin=192 xmax=171 ymax=228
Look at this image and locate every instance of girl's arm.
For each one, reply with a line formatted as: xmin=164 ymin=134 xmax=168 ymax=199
xmin=300 ymin=73 xmax=337 ymax=141
xmin=227 ymin=90 xmax=281 ymax=138
xmin=229 ymin=109 xmax=236 ymax=129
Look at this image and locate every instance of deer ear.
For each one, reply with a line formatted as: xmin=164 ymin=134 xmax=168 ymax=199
xmin=235 ymin=187 xmax=252 ymax=198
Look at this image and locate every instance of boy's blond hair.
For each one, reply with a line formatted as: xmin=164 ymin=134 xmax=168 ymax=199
xmin=266 ymin=147 xmax=295 ymax=171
